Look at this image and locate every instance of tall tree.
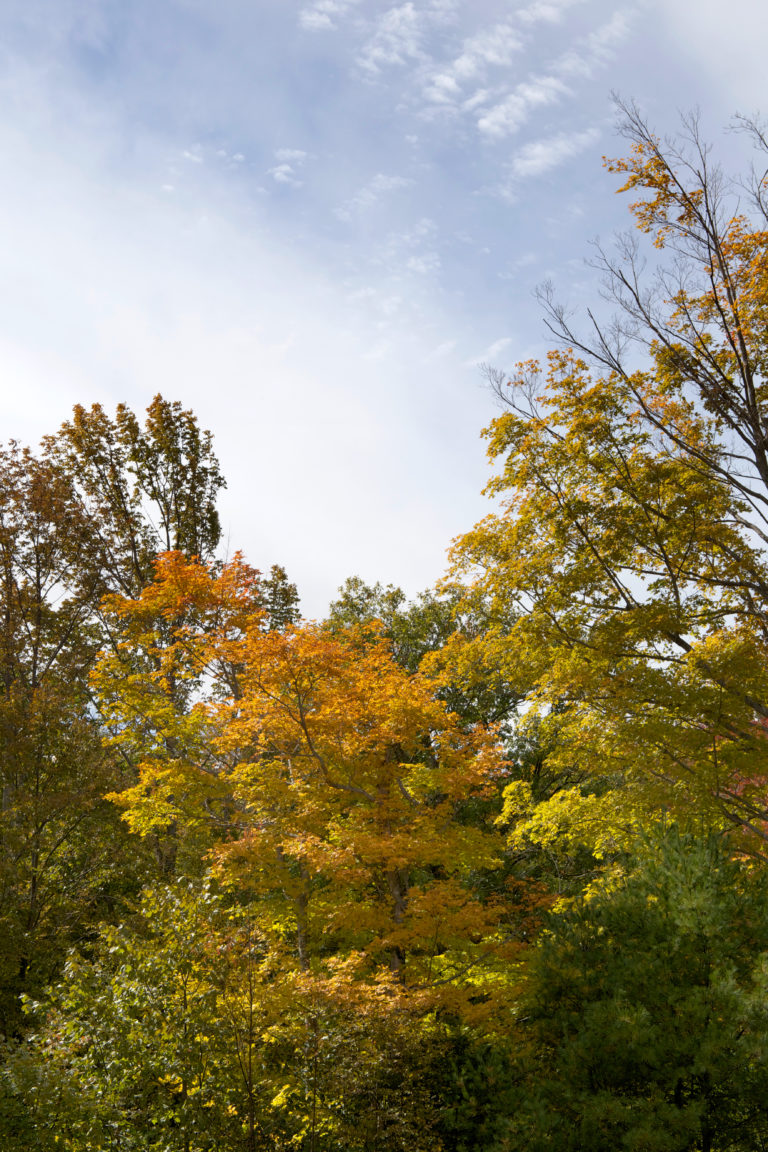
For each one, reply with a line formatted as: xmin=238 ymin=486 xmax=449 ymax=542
xmin=452 ymin=107 xmax=768 ymax=858
xmin=0 ymin=396 xmax=245 ymax=1037
xmin=0 ymin=444 xmax=125 ymax=1038
xmin=327 ymin=577 xmax=521 ymax=730
xmin=43 ymin=394 xmax=226 ymax=600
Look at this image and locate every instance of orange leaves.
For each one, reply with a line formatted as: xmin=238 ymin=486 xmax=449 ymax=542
xmin=92 ymin=553 xmax=518 ymax=1018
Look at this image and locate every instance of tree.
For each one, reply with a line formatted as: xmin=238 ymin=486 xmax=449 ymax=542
xmin=8 ymin=881 xmax=294 ymax=1152
xmin=327 ymin=576 xmax=521 ymax=730
xmin=92 ymin=553 xmax=530 ymax=1019
xmin=9 ymin=876 xmax=468 ymax=1152
xmin=0 ymin=396 xmax=257 ymax=1038
xmin=0 ymin=443 xmax=130 ymax=1040
xmin=451 ymin=106 xmax=768 ymax=858
xmin=499 ymin=827 xmax=768 ymax=1152
xmin=43 ymin=394 xmax=226 ymax=600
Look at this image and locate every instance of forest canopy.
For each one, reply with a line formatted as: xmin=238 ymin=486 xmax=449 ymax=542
xmin=3 ymin=108 xmax=768 ymax=1152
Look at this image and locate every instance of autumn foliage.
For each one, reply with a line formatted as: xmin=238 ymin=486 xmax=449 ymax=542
xmin=94 ymin=552 xmax=523 ymax=1020
xmin=6 ymin=108 xmax=768 ymax=1151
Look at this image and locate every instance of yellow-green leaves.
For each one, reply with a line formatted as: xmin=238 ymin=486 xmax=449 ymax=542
xmin=451 ymin=348 xmax=768 ymax=855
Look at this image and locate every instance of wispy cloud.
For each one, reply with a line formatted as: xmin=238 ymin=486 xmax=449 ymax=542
xmin=476 ymin=10 xmax=632 ymax=139
xmin=424 ymin=338 xmax=457 ymax=361
xmin=423 ymin=21 xmax=523 ymax=105
xmin=509 ymin=127 xmax=599 ymax=178
xmin=517 ymin=0 xmax=588 ymax=27
xmin=267 ymin=149 xmax=309 ymax=187
xmin=336 ymin=172 xmax=413 ymax=220
xmin=557 ymin=9 xmax=633 ymax=77
xmin=358 ymin=3 xmax=426 ymax=73
xmin=478 ymin=75 xmax=569 ymax=138
xmin=298 ymin=0 xmax=361 ymax=32
xmin=466 ymin=336 xmax=512 ymax=366
xmin=374 ymin=217 xmax=441 ymax=279
xmin=276 ymin=148 xmax=308 ymax=163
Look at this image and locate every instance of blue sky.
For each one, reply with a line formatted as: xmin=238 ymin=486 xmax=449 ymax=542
xmin=0 ymin=0 xmax=765 ymax=614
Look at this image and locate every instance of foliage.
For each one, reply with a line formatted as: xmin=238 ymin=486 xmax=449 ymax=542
xmin=499 ymin=827 xmax=768 ymax=1152
xmin=328 ymin=576 xmax=522 ymax=730
xmin=0 ymin=397 xmax=288 ymax=1040
xmin=7 ymin=106 xmax=768 ymax=1151
xmin=92 ymin=553 xmax=530 ymax=1019
xmin=8 ymin=880 xmax=477 ymax=1152
xmin=0 ymin=442 xmax=133 ymax=1039
xmin=43 ymin=394 xmax=226 ymax=599
xmin=7 ymin=882 xmax=292 ymax=1151
xmin=451 ymin=108 xmax=768 ymax=859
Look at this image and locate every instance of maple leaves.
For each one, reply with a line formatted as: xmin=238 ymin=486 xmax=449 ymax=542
xmin=93 ymin=553 xmax=519 ymax=1018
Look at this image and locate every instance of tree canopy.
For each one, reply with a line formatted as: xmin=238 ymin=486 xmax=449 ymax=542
xmin=5 ymin=108 xmax=768 ymax=1151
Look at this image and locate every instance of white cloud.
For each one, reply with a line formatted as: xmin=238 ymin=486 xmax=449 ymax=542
xmin=424 ymin=338 xmax=457 ymax=360
xmin=275 ymin=148 xmax=308 ymax=162
xmin=474 ymin=11 xmax=632 ymax=140
xmin=478 ymin=75 xmax=570 ymax=138
xmin=358 ymin=3 xmax=425 ymax=73
xmin=425 ymin=0 xmax=459 ymax=18
xmin=516 ymin=0 xmax=587 ymax=26
xmin=336 ymin=172 xmax=413 ymax=220
xmin=509 ymin=127 xmax=599 ymax=177
xmin=406 ymin=251 xmax=441 ymax=274
xmin=268 ymin=163 xmax=302 ymax=186
xmin=367 ymin=216 xmax=442 ymax=284
xmin=424 ymin=73 xmax=462 ymax=104
xmin=466 ymin=336 xmax=512 ymax=366
xmin=423 ymin=21 xmax=523 ymax=106
xmin=452 ymin=23 xmax=523 ymax=79
xmin=267 ymin=148 xmax=309 ymax=188
xmin=557 ymin=10 xmax=634 ymax=79
xmin=298 ymin=0 xmax=360 ymax=32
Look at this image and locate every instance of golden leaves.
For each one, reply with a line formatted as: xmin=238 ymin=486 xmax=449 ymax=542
xmin=93 ymin=553 xmax=519 ymax=1020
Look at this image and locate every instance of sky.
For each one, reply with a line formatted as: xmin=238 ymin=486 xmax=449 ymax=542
xmin=0 ymin=0 xmax=766 ymax=616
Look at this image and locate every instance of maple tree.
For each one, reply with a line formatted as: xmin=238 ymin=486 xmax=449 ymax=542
xmin=52 ymin=551 xmax=541 ymax=1150
xmin=92 ymin=552 xmax=528 ymax=1017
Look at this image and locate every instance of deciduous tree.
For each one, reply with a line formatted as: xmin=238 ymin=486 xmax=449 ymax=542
xmin=452 ymin=107 xmax=768 ymax=857
xmin=93 ymin=554 xmax=528 ymax=1020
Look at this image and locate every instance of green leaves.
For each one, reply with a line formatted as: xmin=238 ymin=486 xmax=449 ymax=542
xmin=502 ymin=828 xmax=768 ymax=1152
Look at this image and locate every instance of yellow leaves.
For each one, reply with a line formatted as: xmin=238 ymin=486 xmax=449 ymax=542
xmin=270 ymin=1083 xmax=298 ymax=1109
xmin=449 ymin=297 xmax=768 ymax=852
xmin=503 ymin=782 xmax=641 ymax=861
xmin=158 ymin=1074 xmax=185 ymax=1093
xmin=604 ymin=137 xmax=704 ymax=247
